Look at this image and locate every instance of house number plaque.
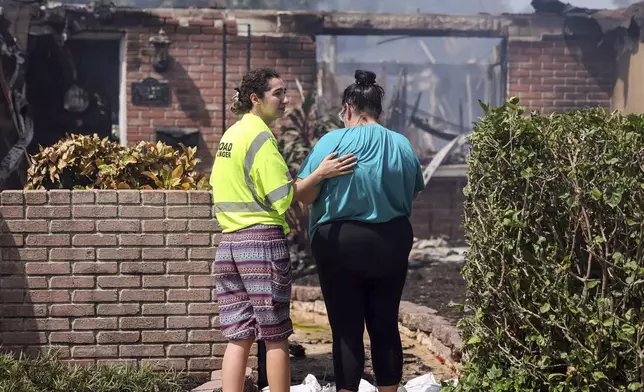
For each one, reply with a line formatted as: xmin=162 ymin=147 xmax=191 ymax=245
xmin=131 ymin=77 xmax=171 ymax=106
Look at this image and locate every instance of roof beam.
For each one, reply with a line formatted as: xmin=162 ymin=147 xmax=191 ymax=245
xmin=319 ymin=12 xmax=513 ymax=37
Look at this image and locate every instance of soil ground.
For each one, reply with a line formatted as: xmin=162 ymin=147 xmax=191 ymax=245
xmin=289 ymin=308 xmax=458 ymax=387
xmin=293 ymin=261 xmax=468 ymax=324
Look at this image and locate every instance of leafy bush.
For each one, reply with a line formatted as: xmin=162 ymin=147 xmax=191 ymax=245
xmin=449 ymin=98 xmax=644 ymax=392
xmin=25 ymin=134 xmax=208 ymax=190
xmin=0 ymin=351 xmax=197 ymax=392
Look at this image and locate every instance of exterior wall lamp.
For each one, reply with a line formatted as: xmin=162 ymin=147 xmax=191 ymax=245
xmin=149 ymin=29 xmax=171 ymax=73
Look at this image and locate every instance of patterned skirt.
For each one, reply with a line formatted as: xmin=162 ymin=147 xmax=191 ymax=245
xmin=214 ymin=224 xmax=293 ymax=341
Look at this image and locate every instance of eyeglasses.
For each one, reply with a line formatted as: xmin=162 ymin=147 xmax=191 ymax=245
xmin=338 ymin=107 xmax=346 ymax=122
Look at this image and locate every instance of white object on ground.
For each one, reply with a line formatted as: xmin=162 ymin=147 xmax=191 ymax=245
xmin=403 ymin=374 xmax=441 ymax=392
xmin=269 ymin=373 xmax=444 ymax=392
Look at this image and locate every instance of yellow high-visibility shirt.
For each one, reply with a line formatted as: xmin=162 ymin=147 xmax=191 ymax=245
xmin=209 ymin=113 xmax=293 ymax=234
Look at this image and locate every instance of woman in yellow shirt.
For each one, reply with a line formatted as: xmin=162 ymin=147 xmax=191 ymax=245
xmin=210 ymin=68 xmax=355 ymax=392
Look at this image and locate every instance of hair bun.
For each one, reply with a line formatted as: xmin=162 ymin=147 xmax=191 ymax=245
xmin=355 ymin=70 xmax=376 ymax=86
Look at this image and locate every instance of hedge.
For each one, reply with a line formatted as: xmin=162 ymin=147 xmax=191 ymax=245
xmin=449 ymin=98 xmax=644 ymax=391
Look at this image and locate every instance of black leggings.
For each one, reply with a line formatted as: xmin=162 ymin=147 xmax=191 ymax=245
xmin=311 ymin=217 xmax=413 ymax=391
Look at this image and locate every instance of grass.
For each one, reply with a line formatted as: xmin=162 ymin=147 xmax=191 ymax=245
xmin=0 ymin=351 xmax=201 ymax=392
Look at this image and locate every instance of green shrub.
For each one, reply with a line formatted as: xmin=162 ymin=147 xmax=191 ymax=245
xmin=449 ymin=98 xmax=644 ymax=392
xmin=25 ymin=134 xmax=209 ymax=190
xmin=0 ymin=351 xmax=198 ymax=392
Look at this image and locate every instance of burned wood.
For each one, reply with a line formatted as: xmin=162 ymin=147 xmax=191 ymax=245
xmin=0 ymin=2 xmax=34 ymax=189
xmin=321 ymin=12 xmax=512 ymax=37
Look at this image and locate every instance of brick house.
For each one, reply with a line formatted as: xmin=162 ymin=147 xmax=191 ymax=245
xmin=0 ymin=5 xmax=641 ymax=376
xmin=3 ymin=6 xmax=639 ymax=242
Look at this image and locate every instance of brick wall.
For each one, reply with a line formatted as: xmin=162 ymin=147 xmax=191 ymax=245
xmin=122 ymin=10 xmax=317 ymax=171
xmin=508 ymin=38 xmax=616 ymax=114
xmin=0 ymin=190 xmax=244 ymax=377
xmin=410 ymin=177 xmax=467 ymax=244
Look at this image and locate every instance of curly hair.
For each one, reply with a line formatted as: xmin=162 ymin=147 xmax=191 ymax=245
xmin=342 ymin=70 xmax=386 ymax=119
xmin=230 ymin=68 xmax=281 ymax=116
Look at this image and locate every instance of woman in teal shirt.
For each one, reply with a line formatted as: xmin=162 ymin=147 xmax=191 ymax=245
xmin=295 ymin=70 xmax=425 ymax=392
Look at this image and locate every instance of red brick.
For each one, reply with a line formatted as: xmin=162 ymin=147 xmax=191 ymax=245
xmin=2 ymin=248 xmax=47 ymax=260
xmin=29 ymin=318 xmax=69 ymax=330
xmin=97 ymin=220 xmax=140 ymax=232
xmin=142 ymin=248 xmax=186 ymax=260
xmin=119 ymin=206 xmax=164 ymax=218
xmin=26 ymin=206 xmax=71 ymax=219
xmin=74 ymin=206 xmax=117 ymax=218
xmin=141 ymin=191 xmax=165 ymax=204
xmin=72 ymin=290 xmax=118 ymax=303
xmin=188 ymin=303 xmax=219 ymax=315
xmin=188 ymin=357 xmax=222 ymax=370
xmin=144 ymin=276 xmax=187 ymax=288
xmin=212 ymin=342 xmax=226 ymax=356
xmin=2 ymin=220 xmax=47 ymax=233
xmin=25 ymin=262 xmax=70 ymax=275
xmin=72 ymin=191 xmax=96 ymax=204
xmin=49 ymin=220 xmax=95 ymax=232
xmin=189 ymin=276 xmax=216 ymax=288
xmin=50 ymin=332 xmax=95 ymax=344
xmin=1 ymin=332 xmax=47 ymax=344
xmin=1 ymin=191 xmax=24 ymax=205
xmin=24 ymin=191 xmax=47 ymax=204
xmin=50 ymin=276 xmax=95 ymax=289
xmin=73 ymin=234 xmax=118 ymax=246
xmin=119 ymin=345 xmax=165 ymax=357
xmin=188 ymin=220 xmax=221 ymax=232
xmin=72 ymin=345 xmax=118 ymax=358
xmin=26 ymin=290 xmax=69 ymax=303
xmin=50 ymin=248 xmax=95 ymax=261
xmin=48 ymin=190 xmax=71 ymax=204
xmin=0 ymin=304 xmax=46 ymax=317
xmin=142 ymin=331 xmax=186 ymax=343
xmin=166 ymin=207 xmax=211 ymax=220
xmin=141 ymin=358 xmax=186 ymax=370
xmin=118 ymin=191 xmax=141 ymax=204
xmin=168 ymin=288 xmax=211 ymax=302
xmin=212 ymin=233 xmax=222 ymax=245
xmin=97 ymin=304 xmax=140 ymax=316
xmin=0 ymin=206 xmax=24 ymax=218
xmin=167 ymin=261 xmax=210 ymax=273
xmin=189 ymin=248 xmax=215 ymax=260
xmin=120 ymin=289 xmax=165 ymax=302
xmin=97 ymin=276 xmax=141 ymax=288
xmin=166 ymin=191 xmax=188 ymax=204
xmin=0 ymin=319 xmax=23 ymax=331
xmin=25 ymin=234 xmax=70 ymax=247
xmin=0 ymin=234 xmax=24 ymax=247
xmin=142 ymin=220 xmax=187 ymax=232
xmin=142 ymin=303 xmax=187 ymax=315
xmin=97 ymin=359 xmax=137 ymax=367
xmin=96 ymin=191 xmax=118 ymax=204
xmin=97 ymin=248 xmax=140 ymax=261
xmin=167 ymin=344 xmax=210 ymax=357
xmin=188 ymin=191 xmax=212 ymax=204
xmin=0 ymin=277 xmax=47 ymax=289
xmin=119 ymin=234 xmax=164 ymax=246
xmin=97 ymin=331 xmax=140 ymax=344
xmin=167 ymin=316 xmax=210 ymax=329
xmin=73 ymin=262 xmax=118 ymax=274
xmin=72 ymin=318 xmax=118 ymax=330
xmin=120 ymin=262 xmax=165 ymax=274
xmin=166 ymin=234 xmax=210 ymax=246
xmin=63 ymin=359 xmax=95 ymax=366
xmin=50 ymin=304 xmax=95 ymax=317
xmin=120 ymin=317 xmax=165 ymax=329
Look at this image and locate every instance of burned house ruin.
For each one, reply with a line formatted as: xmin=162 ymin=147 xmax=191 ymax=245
xmin=1 ymin=0 xmax=644 ymax=242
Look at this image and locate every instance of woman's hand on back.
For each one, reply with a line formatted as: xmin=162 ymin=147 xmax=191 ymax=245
xmin=315 ymin=152 xmax=357 ymax=180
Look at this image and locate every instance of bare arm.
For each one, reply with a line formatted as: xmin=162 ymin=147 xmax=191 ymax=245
xmin=293 ymin=174 xmax=324 ymax=205
xmin=293 ymin=152 xmax=356 ymax=205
